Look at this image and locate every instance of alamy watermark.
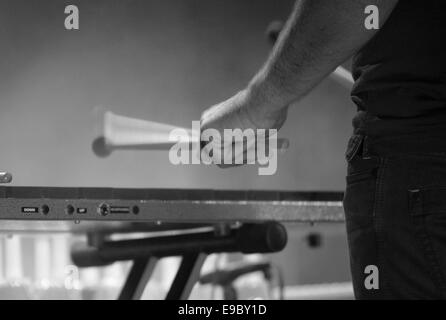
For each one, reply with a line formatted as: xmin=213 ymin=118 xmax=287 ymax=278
xmin=168 ymin=121 xmax=279 ymax=176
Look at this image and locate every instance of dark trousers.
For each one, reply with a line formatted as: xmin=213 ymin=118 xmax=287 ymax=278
xmin=344 ymin=134 xmax=446 ymax=299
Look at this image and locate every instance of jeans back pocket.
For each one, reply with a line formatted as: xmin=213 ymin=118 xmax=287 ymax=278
xmin=344 ymin=158 xmax=379 ymax=232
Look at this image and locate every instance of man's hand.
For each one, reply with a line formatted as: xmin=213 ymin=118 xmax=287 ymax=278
xmin=200 ymin=89 xmax=288 ymax=167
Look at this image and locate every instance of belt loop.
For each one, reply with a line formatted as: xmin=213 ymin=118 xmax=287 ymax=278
xmin=345 ymin=134 xmax=364 ymax=162
xmin=408 ymin=189 xmax=422 ymax=216
xmin=362 ymin=136 xmax=372 ymax=159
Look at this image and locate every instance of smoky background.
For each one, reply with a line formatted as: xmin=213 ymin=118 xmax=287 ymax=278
xmin=0 ymin=0 xmax=355 ymax=190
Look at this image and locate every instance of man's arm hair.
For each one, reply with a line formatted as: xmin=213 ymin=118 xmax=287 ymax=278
xmin=248 ymin=0 xmax=399 ymax=112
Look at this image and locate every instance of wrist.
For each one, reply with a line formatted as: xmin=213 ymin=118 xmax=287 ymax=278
xmin=242 ymin=85 xmax=288 ymax=130
xmin=245 ymin=78 xmax=288 ymax=118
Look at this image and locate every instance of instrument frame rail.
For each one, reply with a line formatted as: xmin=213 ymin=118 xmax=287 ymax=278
xmin=0 ymin=187 xmax=345 ymax=223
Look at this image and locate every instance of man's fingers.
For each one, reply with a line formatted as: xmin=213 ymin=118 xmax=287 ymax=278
xmin=212 ymin=138 xmax=289 ymax=168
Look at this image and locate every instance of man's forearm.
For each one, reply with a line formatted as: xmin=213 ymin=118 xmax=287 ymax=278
xmin=248 ymin=0 xmax=398 ymax=112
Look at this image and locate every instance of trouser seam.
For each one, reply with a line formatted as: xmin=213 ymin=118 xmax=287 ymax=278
xmin=411 ymin=206 xmax=446 ymax=297
xmin=372 ymin=156 xmax=389 ymax=298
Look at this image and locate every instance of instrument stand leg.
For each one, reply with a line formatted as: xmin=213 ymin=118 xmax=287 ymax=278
xmin=118 ymin=257 xmax=158 ymax=300
xmin=223 ymin=285 xmax=238 ymax=300
xmin=165 ymin=253 xmax=207 ymax=300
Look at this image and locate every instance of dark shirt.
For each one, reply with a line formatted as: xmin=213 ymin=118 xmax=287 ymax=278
xmin=351 ymin=0 xmax=446 ymax=139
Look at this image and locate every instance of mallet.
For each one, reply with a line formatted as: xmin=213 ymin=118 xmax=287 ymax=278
xmin=0 ymin=172 xmax=12 ymax=184
xmin=92 ymin=112 xmax=194 ymax=157
xmin=92 ymin=112 xmax=289 ymax=158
